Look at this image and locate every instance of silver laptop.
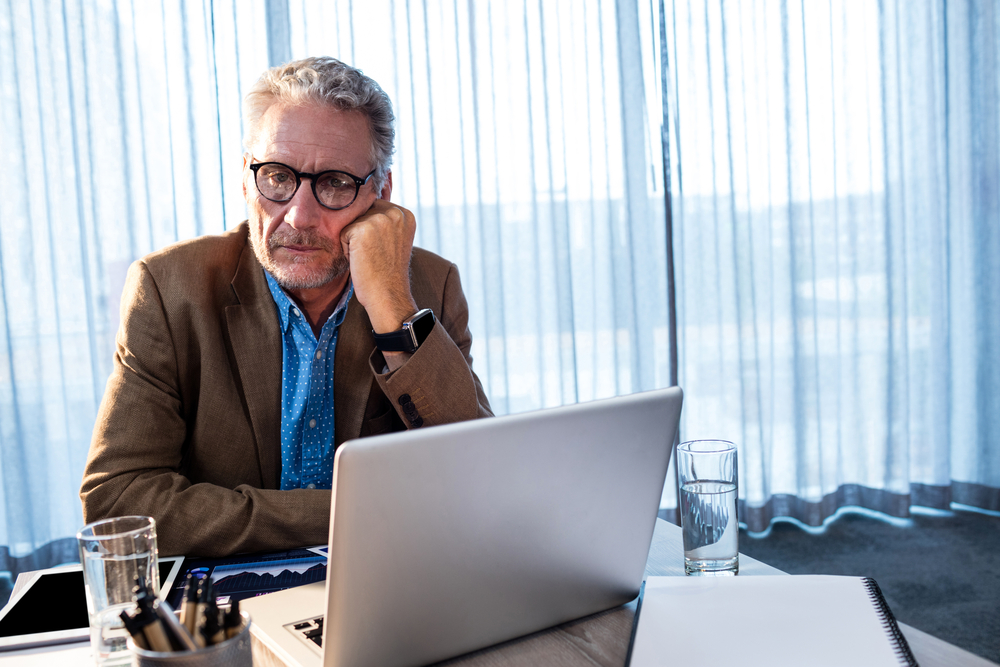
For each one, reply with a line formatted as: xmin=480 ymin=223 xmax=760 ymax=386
xmin=243 ymin=387 xmax=683 ymax=667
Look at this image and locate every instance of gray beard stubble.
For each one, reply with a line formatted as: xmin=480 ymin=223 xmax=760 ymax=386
xmin=252 ymin=226 xmax=350 ymax=290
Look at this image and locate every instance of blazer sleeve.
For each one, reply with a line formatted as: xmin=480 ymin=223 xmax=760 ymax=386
xmin=369 ymin=260 xmax=493 ymax=426
xmin=80 ymin=260 xmax=331 ymax=557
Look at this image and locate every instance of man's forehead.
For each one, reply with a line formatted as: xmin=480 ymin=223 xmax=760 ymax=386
xmin=251 ymin=102 xmax=371 ymax=169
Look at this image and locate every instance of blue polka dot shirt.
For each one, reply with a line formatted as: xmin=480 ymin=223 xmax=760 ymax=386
xmin=264 ymin=270 xmax=353 ymax=491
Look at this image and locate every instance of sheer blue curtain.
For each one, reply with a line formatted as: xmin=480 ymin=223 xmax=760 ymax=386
xmin=0 ymin=0 xmax=242 ymax=576
xmin=0 ymin=0 xmax=670 ymax=583
xmin=661 ymin=0 xmax=1000 ymax=529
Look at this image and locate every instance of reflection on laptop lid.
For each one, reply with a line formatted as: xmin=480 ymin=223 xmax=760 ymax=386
xmin=244 ymin=387 xmax=683 ymax=667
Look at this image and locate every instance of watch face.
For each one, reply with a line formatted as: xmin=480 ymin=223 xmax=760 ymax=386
xmin=411 ymin=310 xmax=436 ymax=346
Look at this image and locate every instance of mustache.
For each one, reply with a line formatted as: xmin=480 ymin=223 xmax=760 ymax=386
xmin=268 ymin=228 xmax=336 ymax=252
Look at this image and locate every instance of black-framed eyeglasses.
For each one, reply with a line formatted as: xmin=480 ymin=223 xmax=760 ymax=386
xmin=249 ymin=159 xmax=377 ymax=211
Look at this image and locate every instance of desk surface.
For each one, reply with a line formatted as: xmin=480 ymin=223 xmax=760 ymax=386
xmin=401 ymin=519 xmax=997 ymax=667
xmin=3 ymin=519 xmax=996 ymax=667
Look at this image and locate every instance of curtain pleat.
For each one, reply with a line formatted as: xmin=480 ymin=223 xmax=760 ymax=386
xmin=663 ymin=0 xmax=1000 ymax=530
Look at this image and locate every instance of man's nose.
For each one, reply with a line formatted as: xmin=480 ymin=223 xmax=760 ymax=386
xmin=283 ymin=179 xmax=322 ymax=229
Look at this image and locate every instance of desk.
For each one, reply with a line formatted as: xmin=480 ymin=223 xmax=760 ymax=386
xmin=3 ymin=519 xmax=996 ymax=667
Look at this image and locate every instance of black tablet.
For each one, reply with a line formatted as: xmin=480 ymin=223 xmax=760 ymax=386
xmin=0 ymin=556 xmax=184 ymax=651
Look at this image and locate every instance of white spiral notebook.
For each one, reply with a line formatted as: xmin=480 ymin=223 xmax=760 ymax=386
xmin=626 ymin=575 xmax=918 ymax=667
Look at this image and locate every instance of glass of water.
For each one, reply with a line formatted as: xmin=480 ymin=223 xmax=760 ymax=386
xmin=677 ymin=440 xmax=739 ymax=576
xmin=77 ymin=516 xmax=159 ymax=666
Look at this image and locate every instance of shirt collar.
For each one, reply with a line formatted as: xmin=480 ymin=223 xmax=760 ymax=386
xmin=264 ymin=270 xmax=353 ymax=333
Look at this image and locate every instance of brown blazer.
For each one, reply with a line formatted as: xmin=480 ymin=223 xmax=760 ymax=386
xmin=80 ymin=223 xmax=491 ymax=557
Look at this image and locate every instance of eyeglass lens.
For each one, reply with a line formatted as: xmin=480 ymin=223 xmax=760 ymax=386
xmin=255 ymin=163 xmax=361 ymax=209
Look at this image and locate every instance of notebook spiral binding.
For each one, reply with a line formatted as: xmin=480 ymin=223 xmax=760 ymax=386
xmin=861 ymin=577 xmax=920 ymax=667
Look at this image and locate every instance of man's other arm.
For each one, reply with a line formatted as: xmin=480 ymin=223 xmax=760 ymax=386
xmin=80 ymin=260 xmax=330 ymax=557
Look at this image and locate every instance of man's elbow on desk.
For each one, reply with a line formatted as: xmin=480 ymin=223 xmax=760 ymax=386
xmin=81 ymin=472 xmax=335 ymax=558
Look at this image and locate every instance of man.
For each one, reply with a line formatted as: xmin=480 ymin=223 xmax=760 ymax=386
xmin=80 ymin=57 xmax=492 ymax=557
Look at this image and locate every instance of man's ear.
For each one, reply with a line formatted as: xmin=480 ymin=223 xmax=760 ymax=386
xmin=242 ymin=153 xmax=249 ymax=199
xmin=379 ymin=171 xmax=393 ymax=201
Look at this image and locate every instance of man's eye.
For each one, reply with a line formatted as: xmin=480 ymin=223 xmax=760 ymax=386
xmin=321 ymin=175 xmax=349 ymax=189
xmin=270 ymin=172 xmax=291 ymax=184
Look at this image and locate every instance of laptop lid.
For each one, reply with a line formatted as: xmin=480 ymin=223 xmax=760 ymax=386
xmin=322 ymin=386 xmax=682 ymax=667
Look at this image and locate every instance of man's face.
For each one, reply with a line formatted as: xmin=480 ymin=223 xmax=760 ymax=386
xmin=243 ymin=103 xmax=381 ymax=292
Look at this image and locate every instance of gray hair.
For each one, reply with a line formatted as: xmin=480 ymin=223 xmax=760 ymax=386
xmin=243 ymin=56 xmax=395 ymax=194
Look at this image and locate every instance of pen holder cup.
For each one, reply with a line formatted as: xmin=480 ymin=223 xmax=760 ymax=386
xmin=128 ymin=611 xmax=252 ymax=667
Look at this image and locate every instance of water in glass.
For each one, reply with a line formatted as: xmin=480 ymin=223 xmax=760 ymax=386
xmin=680 ymin=479 xmax=739 ymax=575
xmin=82 ymin=550 xmax=154 ymax=665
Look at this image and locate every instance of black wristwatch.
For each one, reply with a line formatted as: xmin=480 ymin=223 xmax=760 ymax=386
xmin=372 ymin=308 xmax=436 ymax=353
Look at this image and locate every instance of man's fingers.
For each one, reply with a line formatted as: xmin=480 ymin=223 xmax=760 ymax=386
xmin=341 ymin=199 xmax=419 ymax=332
xmin=341 ymin=200 xmax=413 ymax=249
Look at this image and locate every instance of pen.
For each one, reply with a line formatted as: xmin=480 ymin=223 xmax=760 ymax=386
xmin=154 ymin=598 xmax=198 ymax=651
xmin=182 ymin=573 xmax=200 ymax=636
xmin=193 ymin=578 xmax=213 ymax=648
xmin=132 ymin=593 xmax=173 ymax=652
xmin=122 ymin=569 xmax=239 ymax=653
xmin=199 ymin=597 xmax=225 ymax=647
xmin=223 ymin=599 xmax=242 ymax=639
xmin=118 ymin=610 xmax=149 ymax=650
xmin=181 ymin=574 xmax=205 ymax=637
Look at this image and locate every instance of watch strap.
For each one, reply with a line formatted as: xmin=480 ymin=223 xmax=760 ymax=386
xmin=372 ymin=308 xmax=435 ymax=353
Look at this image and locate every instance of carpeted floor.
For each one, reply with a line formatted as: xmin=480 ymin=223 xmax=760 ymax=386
xmin=737 ymin=506 xmax=1000 ymax=664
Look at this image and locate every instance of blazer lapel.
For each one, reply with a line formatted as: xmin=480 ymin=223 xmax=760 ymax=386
xmin=334 ymin=293 xmax=376 ymax=447
xmin=225 ymin=233 xmax=283 ymax=489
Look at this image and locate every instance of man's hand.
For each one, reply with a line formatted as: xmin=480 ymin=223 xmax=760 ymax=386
xmin=341 ymin=199 xmax=419 ymax=336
